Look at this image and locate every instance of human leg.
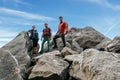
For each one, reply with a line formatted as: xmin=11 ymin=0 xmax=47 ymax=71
xmin=61 ymin=33 xmax=66 ymax=47
xmin=40 ymin=38 xmax=46 ymax=53
xmin=53 ymin=34 xmax=61 ymax=48
xmin=47 ymin=38 xmax=50 ymax=51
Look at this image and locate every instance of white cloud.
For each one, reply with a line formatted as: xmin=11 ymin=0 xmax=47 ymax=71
xmin=0 ymin=30 xmax=17 ymax=37
xmin=0 ymin=38 xmax=13 ymax=42
xmin=0 ymin=7 xmax=55 ymax=21
xmin=0 ymin=29 xmax=18 ymax=48
xmin=90 ymin=16 xmax=120 ymax=38
xmin=85 ymin=0 xmax=120 ymax=11
xmin=105 ymin=20 xmax=120 ymax=35
xmin=0 ymin=42 xmax=7 ymax=48
xmin=0 ymin=16 xmax=42 ymax=26
xmin=2 ymin=0 xmax=29 ymax=5
xmin=11 ymin=20 xmax=42 ymax=26
xmin=12 ymin=0 xmax=29 ymax=5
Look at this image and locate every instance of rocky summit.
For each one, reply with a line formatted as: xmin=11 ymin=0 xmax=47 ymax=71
xmin=0 ymin=26 xmax=120 ymax=80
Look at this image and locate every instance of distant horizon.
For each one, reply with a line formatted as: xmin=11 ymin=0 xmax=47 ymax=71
xmin=0 ymin=0 xmax=120 ymax=48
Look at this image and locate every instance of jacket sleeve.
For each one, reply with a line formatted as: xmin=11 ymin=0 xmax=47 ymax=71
xmin=63 ymin=22 xmax=68 ymax=34
xmin=49 ymin=28 xmax=52 ymax=37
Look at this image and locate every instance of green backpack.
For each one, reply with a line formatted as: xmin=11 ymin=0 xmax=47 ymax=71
xmin=32 ymin=30 xmax=39 ymax=39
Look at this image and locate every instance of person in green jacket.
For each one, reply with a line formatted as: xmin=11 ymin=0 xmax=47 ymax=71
xmin=40 ymin=23 xmax=52 ymax=54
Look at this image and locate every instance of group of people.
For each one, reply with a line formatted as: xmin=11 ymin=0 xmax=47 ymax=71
xmin=28 ymin=16 xmax=68 ymax=54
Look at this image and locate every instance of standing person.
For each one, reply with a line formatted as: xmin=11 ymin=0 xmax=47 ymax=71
xmin=40 ymin=23 xmax=52 ymax=54
xmin=28 ymin=25 xmax=39 ymax=54
xmin=53 ymin=16 xmax=68 ymax=48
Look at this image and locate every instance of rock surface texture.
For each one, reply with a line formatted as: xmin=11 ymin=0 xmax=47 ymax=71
xmin=65 ymin=49 xmax=120 ymax=80
xmin=49 ymin=27 xmax=110 ymax=52
xmin=107 ymin=36 xmax=120 ymax=53
xmin=0 ymin=49 xmax=23 ymax=80
xmin=1 ymin=31 xmax=32 ymax=80
xmin=1 ymin=27 xmax=119 ymax=80
xmin=29 ymin=51 xmax=69 ymax=80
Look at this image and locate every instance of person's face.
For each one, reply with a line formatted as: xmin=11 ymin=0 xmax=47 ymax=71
xmin=32 ymin=26 xmax=35 ymax=30
xmin=59 ymin=17 xmax=63 ymax=22
xmin=44 ymin=24 xmax=48 ymax=28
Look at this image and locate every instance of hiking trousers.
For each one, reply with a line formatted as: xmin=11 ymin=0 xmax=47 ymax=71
xmin=41 ymin=38 xmax=50 ymax=52
xmin=53 ymin=33 xmax=66 ymax=47
xmin=32 ymin=39 xmax=39 ymax=47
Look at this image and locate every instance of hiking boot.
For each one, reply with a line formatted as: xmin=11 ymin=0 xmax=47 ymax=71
xmin=63 ymin=45 xmax=66 ymax=47
xmin=39 ymin=51 xmax=43 ymax=54
xmin=53 ymin=46 xmax=58 ymax=49
xmin=33 ymin=52 xmax=36 ymax=54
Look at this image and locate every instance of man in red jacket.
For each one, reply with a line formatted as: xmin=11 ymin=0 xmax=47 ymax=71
xmin=53 ymin=16 xmax=68 ymax=48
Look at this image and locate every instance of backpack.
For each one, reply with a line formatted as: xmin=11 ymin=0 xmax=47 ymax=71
xmin=43 ymin=28 xmax=51 ymax=37
xmin=32 ymin=30 xmax=39 ymax=39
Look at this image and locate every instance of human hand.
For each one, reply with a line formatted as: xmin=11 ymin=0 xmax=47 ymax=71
xmin=41 ymin=38 xmax=42 ymax=41
xmin=64 ymin=32 xmax=67 ymax=35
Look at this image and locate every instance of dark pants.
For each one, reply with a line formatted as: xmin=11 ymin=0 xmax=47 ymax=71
xmin=53 ymin=33 xmax=66 ymax=47
xmin=32 ymin=39 xmax=38 ymax=47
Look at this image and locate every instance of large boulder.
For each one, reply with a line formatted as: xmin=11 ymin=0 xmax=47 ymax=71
xmin=107 ymin=36 xmax=120 ymax=53
xmin=72 ymin=27 xmax=110 ymax=48
xmin=65 ymin=49 xmax=120 ymax=80
xmin=61 ymin=47 xmax=79 ymax=57
xmin=0 ymin=49 xmax=23 ymax=80
xmin=29 ymin=50 xmax=69 ymax=80
xmin=49 ymin=27 xmax=110 ymax=51
xmin=95 ymin=38 xmax=111 ymax=50
xmin=2 ymin=31 xmax=32 ymax=79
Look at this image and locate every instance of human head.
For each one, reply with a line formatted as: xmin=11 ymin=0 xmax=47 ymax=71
xmin=59 ymin=16 xmax=63 ymax=22
xmin=44 ymin=23 xmax=48 ymax=28
xmin=32 ymin=25 xmax=35 ymax=30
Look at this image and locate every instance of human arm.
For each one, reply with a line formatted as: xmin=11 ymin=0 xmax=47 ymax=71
xmin=49 ymin=28 xmax=52 ymax=40
xmin=63 ymin=22 xmax=68 ymax=35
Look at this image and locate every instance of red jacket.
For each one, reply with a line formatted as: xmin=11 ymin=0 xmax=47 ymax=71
xmin=57 ymin=22 xmax=68 ymax=34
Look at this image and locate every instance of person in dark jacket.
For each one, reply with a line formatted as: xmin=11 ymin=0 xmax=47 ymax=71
xmin=28 ymin=25 xmax=39 ymax=53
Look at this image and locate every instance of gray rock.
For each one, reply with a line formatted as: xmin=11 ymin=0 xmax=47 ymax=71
xmin=74 ymin=27 xmax=110 ymax=48
xmin=95 ymin=38 xmax=111 ymax=50
xmin=0 ymin=49 xmax=23 ymax=80
xmin=2 ymin=31 xmax=32 ymax=79
xmin=61 ymin=47 xmax=79 ymax=57
xmin=29 ymin=50 xmax=69 ymax=80
xmin=72 ymin=39 xmax=83 ymax=53
xmin=107 ymin=36 xmax=120 ymax=53
xmin=66 ymin=49 xmax=120 ymax=80
xmin=49 ymin=27 xmax=110 ymax=52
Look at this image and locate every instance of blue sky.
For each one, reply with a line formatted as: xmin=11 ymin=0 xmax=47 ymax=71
xmin=0 ymin=0 xmax=120 ymax=47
